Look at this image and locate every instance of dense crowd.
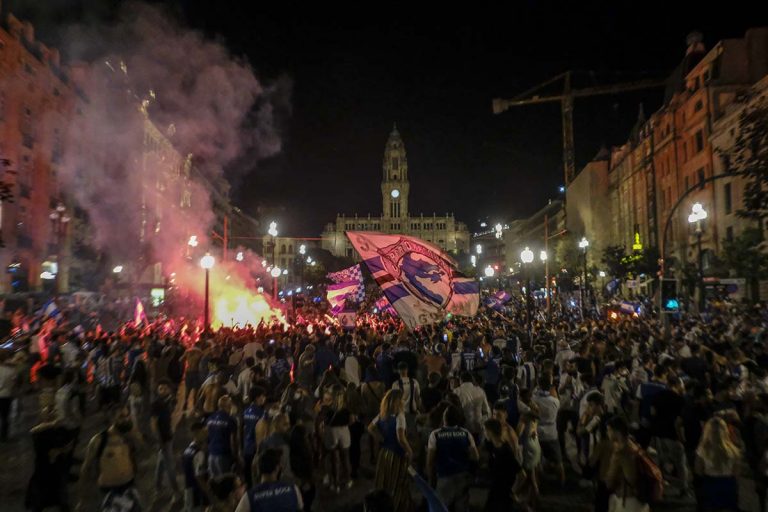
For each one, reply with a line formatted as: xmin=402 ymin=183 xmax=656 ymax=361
xmin=2 ymin=295 xmax=768 ymax=512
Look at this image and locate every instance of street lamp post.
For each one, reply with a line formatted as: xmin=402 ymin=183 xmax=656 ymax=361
xmin=521 ymin=246 xmax=534 ymax=341
xmin=267 ymin=220 xmax=278 ymax=271
xmin=271 ymin=266 xmax=282 ymax=301
xmin=578 ymin=237 xmax=589 ymax=318
xmin=200 ymin=253 xmax=215 ymax=331
xmin=688 ymin=203 xmax=708 ymax=312
xmin=299 ymin=244 xmax=306 ymax=291
xmin=540 ymin=250 xmax=549 ymax=320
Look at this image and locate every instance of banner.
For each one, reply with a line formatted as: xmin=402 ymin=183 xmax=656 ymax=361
xmin=374 ymin=296 xmax=397 ymax=316
xmin=346 ymin=231 xmax=479 ymax=328
xmin=484 ymin=290 xmax=512 ymax=311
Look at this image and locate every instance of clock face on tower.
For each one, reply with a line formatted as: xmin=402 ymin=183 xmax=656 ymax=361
xmin=391 ymin=189 xmax=400 ymax=198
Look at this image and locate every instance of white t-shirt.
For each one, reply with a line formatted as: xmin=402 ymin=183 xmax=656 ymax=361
xmin=532 ymin=389 xmax=559 ymax=441
xmin=392 ymin=377 xmax=420 ymax=414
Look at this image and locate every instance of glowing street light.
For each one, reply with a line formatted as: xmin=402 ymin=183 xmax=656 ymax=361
xmin=270 ymin=267 xmax=282 ymax=278
xmin=599 ymin=270 xmax=606 ymax=278
xmin=520 ymin=246 xmax=534 ymax=264
xmin=200 ymin=253 xmax=215 ymax=330
xmin=299 ymin=244 xmax=306 ymax=255
xmin=539 ymin=250 xmax=548 ymax=262
xmin=476 ymin=244 xmax=482 ymax=255
xmin=267 ymin=221 xmax=278 ymax=237
xmin=235 ymin=251 xmax=244 ymax=262
xmin=470 ymin=254 xmax=477 ymax=267
xmin=113 ymin=265 xmax=123 ymax=274
xmin=282 ymin=269 xmax=288 ymax=275
xmin=188 ymin=235 xmax=199 ymax=248
xmin=484 ymin=265 xmax=495 ymax=278
xmin=688 ymin=202 xmax=708 ymax=311
xmin=270 ymin=266 xmax=281 ymax=301
xmin=578 ymin=237 xmax=589 ymax=250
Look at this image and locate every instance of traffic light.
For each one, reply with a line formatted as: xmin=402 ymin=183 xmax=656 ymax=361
xmin=660 ymin=279 xmax=679 ymax=312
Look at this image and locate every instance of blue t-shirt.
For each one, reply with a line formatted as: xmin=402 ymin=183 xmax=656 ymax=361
xmin=247 ymin=481 xmax=300 ymax=512
xmin=206 ymin=411 xmax=236 ymax=456
xmin=377 ymin=414 xmax=405 ymax=456
xmin=243 ymin=404 xmax=265 ymax=454
xmin=638 ymin=381 xmax=667 ymax=425
xmin=461 ymin=350 xmax=477 ymax=372
xmin=429 ymin=426 xmax=473 ymax=477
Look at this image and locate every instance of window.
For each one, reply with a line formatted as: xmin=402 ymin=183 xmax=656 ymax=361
xmin=682 ymin=141 xmax=687 ymax=162
xmin=280 ymin=244 xmax=286 ymax=254
xmin=390 ymin=202 xmax=400 ymax=218
xmin=392 ymin=157 xmax=399 ymax=171
xmin=724 ymin=183 xmax=732 ymax=214
xmin=697 ymin=168 xmax=705 ymax=185
xmin=726 ymin=226 xmax=734 ymax=241
xmin=346 ymin=248 xmax=353 ymax=257
xmin=695 ymin=130 xmax=704 ymax=153
xmin=694 ymin=100 xmax=704 ymax=112
xmin=391 ymin=223 xmax=400 ymax=231
xmin=21 ymin=106 xmax=33 ymax=147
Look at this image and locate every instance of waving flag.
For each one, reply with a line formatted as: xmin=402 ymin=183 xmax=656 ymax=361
xmin=41 ymin=299 xmax=63 ymax=324
xmin=346 ymin=232 xmax=479 ymax=328
xmin=374 ymin=296 xmax=398 ymax=316
xmin=134 ymin=298 xmax=148 ymax=326
xmin=326 ymin=280 xmax=361 ymax=315
xmin=327 ymin=264 xmax=365 ymax=302
xmin=484 ymin=290 xmax=512 ymax=311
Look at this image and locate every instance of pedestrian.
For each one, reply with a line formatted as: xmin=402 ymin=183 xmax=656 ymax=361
xmin=206 ymin=395 xmax=237 ymax=476
xmin=368 ymin=389 xmax=412 ymax=512
xmin=242 ymin=386 xmax=267 ymax=487
xmin=426 ymin=404 xmax=479 ymax=511
xmin=235 ymin=448 xmax=304 ymax=512
xmin=151 ymin=379 xmax=182 ymax=504
xmin=183 ymin=420 xmax=210 ymax=512
xmin=483 ymin=417 xmax=520 ymax=512
xmin=694 ymin=417 xmax=741 ymax=512
xmin=0 ymin=349 xmax=18 ymax=441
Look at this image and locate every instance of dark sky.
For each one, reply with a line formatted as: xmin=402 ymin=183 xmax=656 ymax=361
xmin=9 ymin=1 xmax=767 ymax=236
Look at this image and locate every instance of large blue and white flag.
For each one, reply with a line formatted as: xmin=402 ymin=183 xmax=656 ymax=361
xmin=327 ymin=264 xmax=365 ymax=302
xmin=346 ymin=232 xmax=479 ymax=328
xmin=484 ymin=290 xmax=512 ymax=311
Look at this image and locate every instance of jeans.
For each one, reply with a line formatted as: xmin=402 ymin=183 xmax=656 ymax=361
xmin=155 ymin=440 xmax=180 ymax=493
xmin=436 ymin=472 xmax=471 ymax=512
xmin=652 ymin=437 xmax=689 ymax=492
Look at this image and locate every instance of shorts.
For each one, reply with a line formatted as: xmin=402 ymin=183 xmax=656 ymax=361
xmin=540 ymin=439 xmax=563 ymax=464
xmin=324 ymin=426 xmax=351 ymax=450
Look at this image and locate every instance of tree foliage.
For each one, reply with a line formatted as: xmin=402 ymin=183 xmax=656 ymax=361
xmin=726 ymin=93 xmax=768 ymax=220
xmin=554 ymin=232 xmax=581 ymax=273
xmin=601 ymin=245 xmax=627 ymax=278
xmin=721 ymin=227 xmax=768 ymax=301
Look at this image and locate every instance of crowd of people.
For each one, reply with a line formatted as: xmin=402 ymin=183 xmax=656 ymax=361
xmin=1 ymin=294 xmax=768 ymax=512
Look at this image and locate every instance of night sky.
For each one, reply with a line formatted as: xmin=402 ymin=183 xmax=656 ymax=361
xmin=10 ymin=1 xmax=767 ymax=236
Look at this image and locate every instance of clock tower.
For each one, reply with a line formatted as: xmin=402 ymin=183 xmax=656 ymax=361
xmin=381 ymin=123 xmax=409 ymax=220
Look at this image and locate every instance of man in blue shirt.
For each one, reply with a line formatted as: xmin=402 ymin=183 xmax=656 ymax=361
xmin=182 ymin=421 xmax=209 ymax=511
xmin=426 ymin=404 xmax=479 ymax=511
xmin=242 ymin=386 xmax=267 ymax=487
xmin=206 ymin=395 xmax=237 ymax=476
xmin=636 ymin=364 xmax=668 ymax=448
xmin=235 ymin=448 xmax=303 ymax=512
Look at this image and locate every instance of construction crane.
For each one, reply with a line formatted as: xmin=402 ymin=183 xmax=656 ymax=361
xmin=492 ymin=71 xmax=666 ymax=186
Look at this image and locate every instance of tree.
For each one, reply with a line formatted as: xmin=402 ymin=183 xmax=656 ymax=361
xmin=727 ymin=93 xmax=768 ymax=221
xmin=0 ymin=158 xmax=16 ymax=248
xmin=721 ymin=227 xmax=768 ymax=302
xmin=554 ymin=232 xmax=581 ymax=274
xmin=601 ymin=245 xmax=627 ymax=278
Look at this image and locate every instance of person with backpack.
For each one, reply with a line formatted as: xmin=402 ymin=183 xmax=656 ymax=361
xmin=391 ymin=361 xmax=421 ymax=435
xmin=76 ymin=406 xmax=139 ymax=512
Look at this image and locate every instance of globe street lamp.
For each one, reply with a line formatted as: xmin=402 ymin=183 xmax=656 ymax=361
xmin=578 ymin=237 xmax=589 ymax=318
xmin=200 ymin=253 xmax=215 ymax=330
xmin=235 ymin=251 xmax=244 ymax=262
xmin=688 ymin=202 xmax=708 ymax=312
xmin=270 ymin=266 xmax=282 ymax=301
xmin=484 ymin=265 xmax=495 ymax=278
xmin=520 ymin=247 xmax=534 ymax=339
xmin=267 ymin=221 xmax=278 ymax=270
